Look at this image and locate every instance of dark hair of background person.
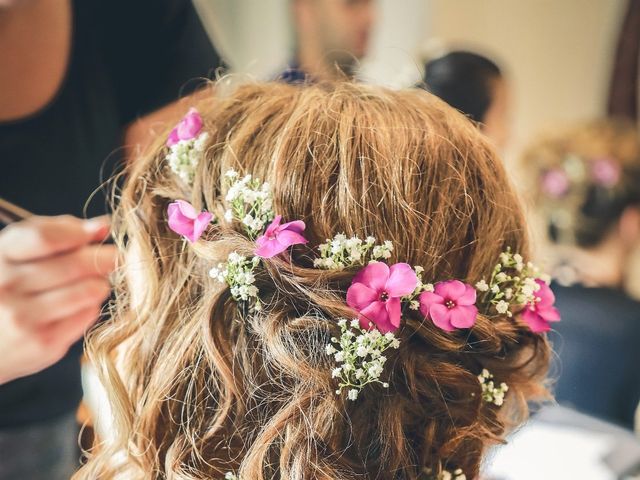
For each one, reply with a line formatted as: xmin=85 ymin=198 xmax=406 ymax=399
xmin=421 ymin=51 xmax=502 ymax=124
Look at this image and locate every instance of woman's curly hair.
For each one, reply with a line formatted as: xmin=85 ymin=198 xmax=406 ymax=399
xmin=76 ymin=82 xmax=550 ymax=480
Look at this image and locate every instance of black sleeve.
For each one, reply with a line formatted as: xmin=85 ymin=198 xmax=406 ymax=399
xmin=95 ymin=0 xmax=223 ymax=125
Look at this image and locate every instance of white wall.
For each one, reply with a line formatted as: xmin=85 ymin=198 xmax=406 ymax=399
xmin=425 ymin=0 xmax=627 ymax=157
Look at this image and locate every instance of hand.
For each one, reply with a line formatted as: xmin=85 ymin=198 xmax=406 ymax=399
xmin=0 ymin=215 xmax=116 ymax=384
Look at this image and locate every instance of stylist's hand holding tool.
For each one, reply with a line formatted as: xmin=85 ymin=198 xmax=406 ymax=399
xmin=0 ymin=215 xmax=116 ymax=385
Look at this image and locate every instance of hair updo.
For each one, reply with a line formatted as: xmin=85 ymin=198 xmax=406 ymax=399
xmin=77 ymin=82 xmax=550 ymax=480
xmin=523 ymin=118 xmax=640 ymax=248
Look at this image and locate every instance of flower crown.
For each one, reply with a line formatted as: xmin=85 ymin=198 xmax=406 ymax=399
xmin=164 ymin=110 xmax=559 ymax=480
xmin=540 ymin=154 xmax=621 ymax=200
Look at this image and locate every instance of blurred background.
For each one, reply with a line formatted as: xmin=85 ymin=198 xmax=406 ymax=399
xmin=195 ymin=0 xmax=624 ymax=158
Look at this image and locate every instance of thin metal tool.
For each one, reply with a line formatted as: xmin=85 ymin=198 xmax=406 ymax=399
xmin=0 ymin=197 xmax=33 ymax=225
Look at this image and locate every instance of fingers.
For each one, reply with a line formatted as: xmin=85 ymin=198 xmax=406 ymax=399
xmin=1 ymin=277 xmax=111 ymax=328
xmin=38 ymin=306 xmax=102 ymax=357
xmin=0 ymin=215 xmax=110 ymax=263
xmin=3 ymin=244 xmax=117 ymax=294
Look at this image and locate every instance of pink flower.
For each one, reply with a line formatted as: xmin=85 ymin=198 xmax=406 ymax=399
xmin=591 ymin=157 xmax=621 ymax=187
xmin=521 ymin=279 xmax=560 ymax=333
xmin=167 ymin=200 xmax=213 ymax=243
xmin=254 ymin=215 xmax=308 ymax=258
xmin=419 ymin=280 xmax=478 ymax=332
xmin=346 ymin=262 xmax=418 ymax=333
xmin=166 ymin=108 xmax=203 ymax=146
xmin=541 ymin=168 xmax=570 ymax=198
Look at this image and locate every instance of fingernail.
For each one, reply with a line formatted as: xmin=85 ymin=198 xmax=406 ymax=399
xmin=84 ymin=216 xmax=111 ymax=237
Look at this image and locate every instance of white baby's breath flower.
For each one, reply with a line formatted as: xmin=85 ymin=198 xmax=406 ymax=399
xmin=478 ymin=369 xmax=509 ymax=407
xmin=495 ymin=300 xmax=509 ymax=314
xmin=475 ymin=279 xmax=489 ymax=292
xmin=409 ymin=300 xmax=420 ymax=310
xmin=328 ymin=319 xmax=399 ymax=400
xmin=347 ymin=389 xmax=359 ymax=401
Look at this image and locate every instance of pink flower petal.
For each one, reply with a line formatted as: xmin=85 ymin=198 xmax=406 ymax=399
xmin=347 ymin=282 xmax=379 ymax=311
xmin=275 ymin=229 xmax=308 ymax=248
xmin=539 ymin=305 xmax=561 ymax=323
xmin=456 ymin=283 xmax=477 ymax=306
xmin=521 ymin=309 xmax=551 ymax=333
xmin=418 ymin=291 xmax=444 ymax=318
xmin=534 ymin=280 xmax=555 ymax=308
xmin=385 ymin=297 xmax=402 ymax=331
xmin=385 ymin=263 xmax=418 ymax=297
xmin=434 ymin=280 xmax=466 ymax=300
xmin=449 ymin=305 xmax=478 ymax=329
xmin=264 ymin=215 xmax=283 ymax=237
xmin=352 ymin=262 xmax=389 ymax=294
xmin=541 ymin=169 xmax=570 ymax=198
xmin=167 ymin=201 xmax=212 ymax=243
xmin=177 ymin=108 xmax=203 ymax=140
xmin=190 ymin=212 xmax=213 ymax=243
xmin=255 ymin=237 xmax=282 ymax=258
xmin=175 ymin=199 xmax=198 ymax=219
xmin=429 ymin=303 xmax=455 ymax=332
xmin=166 ymin=129 xmax=180 ymax=147
xmin=279 ymin=219 xmax=306 ymax=234
xmin=359 ymin=301 xmax=391 ymax=332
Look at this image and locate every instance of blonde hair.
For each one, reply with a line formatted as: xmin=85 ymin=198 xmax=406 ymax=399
xmin=77 ymin=82 xmax=549 ymax=479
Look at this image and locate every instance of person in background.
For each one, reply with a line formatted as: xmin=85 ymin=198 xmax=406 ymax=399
xmin=523 ymin=118 xmax=640 ymax=431
xmin=282 ymin=0 xmax=377 ymax=83
xmin=0 ymin=0 xmax=221 ymax=478
xmin=420 ymin=50 xmax=511 ymax=152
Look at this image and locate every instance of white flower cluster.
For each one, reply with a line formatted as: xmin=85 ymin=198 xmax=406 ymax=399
xmin=407 ymin=265 xmax=434 ymax=310
xmin=209 ymin=252 xmax=261 ymax=308
xmin=421 ymin=467 xmax=466 ymax=480
xmin=475 ymin=249 xmax=550 ymax=317
xmin=478 ymin=368 xmax=508 ymax=407
xmin=224 ymin=473 xmax=237 ymax=480
xmin=223 ymin=169 xmax=274 ymax=239
xmin=314 ymin=234 xmax=393 ymax=270
xmin=165 ymin=132 xmax=209 ymax=184
xmin=326 ymin=319 xmax=400 ymax=401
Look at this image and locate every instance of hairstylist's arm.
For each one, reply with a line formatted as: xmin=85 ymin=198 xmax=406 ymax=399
xmin=0 ymin=215 xmax=116 ymax=385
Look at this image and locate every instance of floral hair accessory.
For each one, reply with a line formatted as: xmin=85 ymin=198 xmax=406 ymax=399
xmin=314 ymin=234 xmax=392 ymax=269
xmin=209 ymin=253 xmax=261 ymax=308
xmin=520 ymin=279 xmax=560 ymax=333
xmin=224 ymin=169 xmax=274 ymax=239
xmin=167 ymin=200 xmax=213 ymax=243
xmin=346 ymin=262 xmax=417 ymax=333
xmin=419 ymin=280 xmax=478 ymax=332
xmin=541 ymin=168 xmax=570 ymax=198
xmin=207 ymin=170 xmax=306 ymax=309
xmin=165 ymin=108 xmax=209 ymax=184
xmin=475 ymin=248 xmax=552 ymax=323
xmin=255 ymin=215 xmax=307 ymax=258
xmin=591 ymin=157 xmax=621 ymax=187
xmin=421 ymin=467 xmax=466 ymax=480
xmin=167 ymin=108 xmax=203 ymax=146
xmin=477 ymin=369 xmax=509 ymax=406
xmin=326 ymin=319 xmax=400 ymax=400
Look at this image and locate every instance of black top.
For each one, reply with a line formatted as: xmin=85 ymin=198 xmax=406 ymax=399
xmin=0 ymin=0 xmax=220 ymax=427
xmin=550 ymin=283 xmax=640 ymax=430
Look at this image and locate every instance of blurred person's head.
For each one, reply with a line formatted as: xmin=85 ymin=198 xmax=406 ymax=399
xmin=292 ymin=0 xmax=376 ymax=79
xmin=76 ymin=82 xmax=550 ymax=480
xmin=422 ymin=51 xmax=510 ymax=151
xmin=524 ymin=119 xmax=640 ymax=286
